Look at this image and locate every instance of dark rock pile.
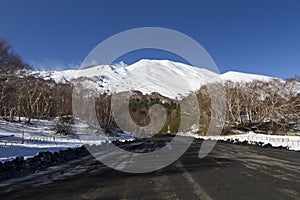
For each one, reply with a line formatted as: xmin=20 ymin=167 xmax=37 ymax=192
xmin=212 ymin=138 xmax=288 ymax=150
xmin=0 ymin=146 xmax=89 ymax=182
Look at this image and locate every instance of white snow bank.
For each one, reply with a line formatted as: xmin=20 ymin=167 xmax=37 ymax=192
xmin=178 ymin=131 xmax=300 ymax=151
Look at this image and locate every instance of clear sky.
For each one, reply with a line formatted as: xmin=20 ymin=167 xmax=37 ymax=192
xmin=0 ymin=0 xmax=299 ymax=79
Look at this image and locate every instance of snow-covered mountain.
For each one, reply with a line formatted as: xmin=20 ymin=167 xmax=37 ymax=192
xmin=31 ymin=59 xmax=278 ymax=99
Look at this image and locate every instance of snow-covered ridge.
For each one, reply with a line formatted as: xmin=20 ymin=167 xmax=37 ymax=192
xmin=31 ymin=59 xmax=279 ymax=99
xmin=221 ymin=71 xmax=274 ymax=82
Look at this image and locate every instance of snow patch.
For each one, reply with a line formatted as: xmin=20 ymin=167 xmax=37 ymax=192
xmin=0 ymin=119 xmax=134 ymax=162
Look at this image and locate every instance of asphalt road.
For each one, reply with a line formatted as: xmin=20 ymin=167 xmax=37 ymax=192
xmin=0 ymin=138 xmax=299 ymax=200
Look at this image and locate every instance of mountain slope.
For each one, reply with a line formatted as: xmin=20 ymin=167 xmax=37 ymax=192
xmin=32 ymin=59 xmax=279 ymax=99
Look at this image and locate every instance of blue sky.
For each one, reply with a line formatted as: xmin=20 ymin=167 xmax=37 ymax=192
xmin=0 ymin=0 xmax=299 ymax=78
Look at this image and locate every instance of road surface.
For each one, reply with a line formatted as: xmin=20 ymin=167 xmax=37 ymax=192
xmin=0 ymin=137 xmax=299 ymax=200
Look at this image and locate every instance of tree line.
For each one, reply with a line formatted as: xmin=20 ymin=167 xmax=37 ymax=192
xmin=196 ymin=79 xmax=300 ymax=135
xmin=0 ymin=38 xmax=72 ymax=123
